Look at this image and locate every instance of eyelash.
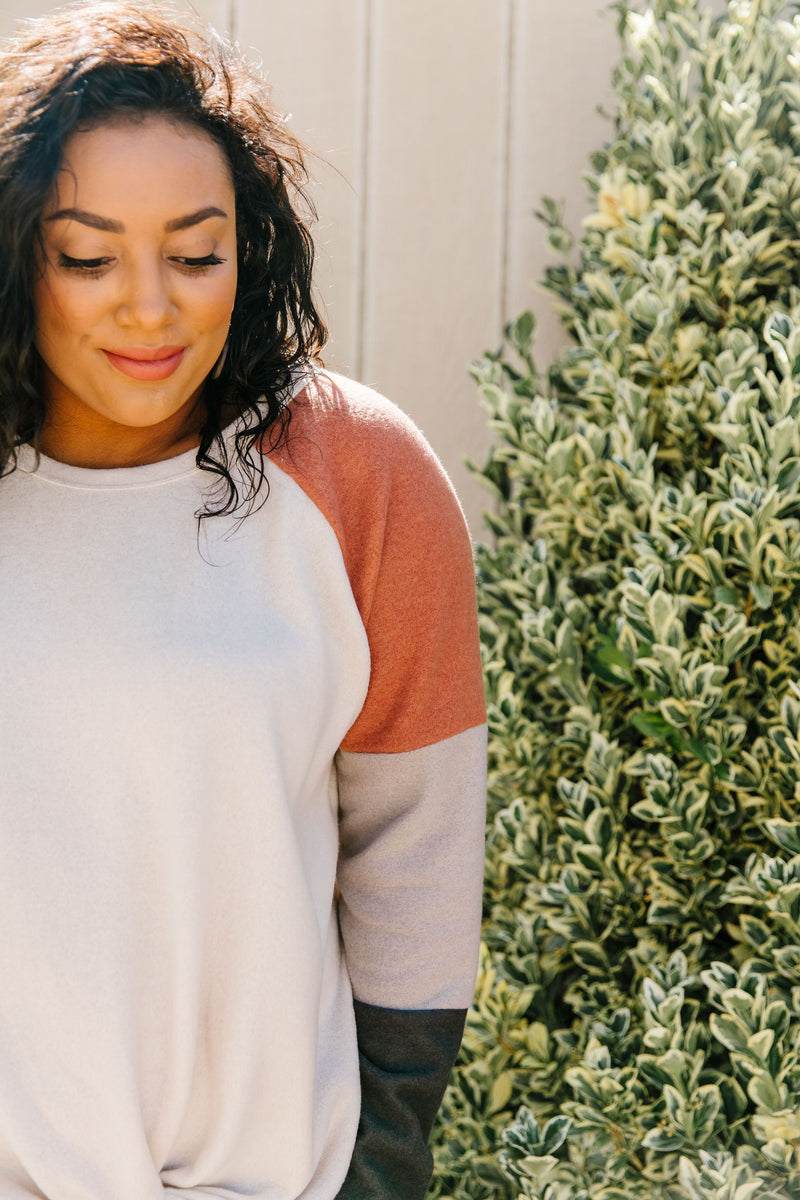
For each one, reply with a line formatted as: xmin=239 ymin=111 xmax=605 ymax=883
xmin=57 ymin=253 xmax=225 ymax=277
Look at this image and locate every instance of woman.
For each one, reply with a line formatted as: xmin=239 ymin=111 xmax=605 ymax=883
xmin=0 ymin=2 xmax=487 ymax=1199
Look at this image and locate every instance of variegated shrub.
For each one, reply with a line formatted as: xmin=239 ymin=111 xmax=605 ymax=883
xmin=429 ymin=1 xmax=800 ymax=1197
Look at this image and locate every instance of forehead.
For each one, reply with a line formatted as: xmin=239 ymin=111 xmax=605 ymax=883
xmin=46 ymin=116 xmax=235 ymax=214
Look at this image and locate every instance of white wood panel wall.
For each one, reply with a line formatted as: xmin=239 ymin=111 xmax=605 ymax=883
xmin=0 ymin=0 xmax=622 ymax=535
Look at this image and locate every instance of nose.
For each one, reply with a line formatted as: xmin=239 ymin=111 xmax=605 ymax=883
xmin=115 ymin=257 xmax=178 ymax=330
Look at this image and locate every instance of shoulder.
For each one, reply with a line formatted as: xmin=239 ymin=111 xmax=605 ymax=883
xmin=273 ymin=369 xmax=446 ymax=486
xmin=287 ymin=368 xmax=415 ymax=429
xmin=266 ymin=369 xmax=484 ymax=753
xmin=267 ymin=369 xmax=469 ymax=561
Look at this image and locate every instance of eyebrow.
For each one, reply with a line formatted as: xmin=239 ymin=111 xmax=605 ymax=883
xmin=43 ymin=205 xmax=229 ymax=233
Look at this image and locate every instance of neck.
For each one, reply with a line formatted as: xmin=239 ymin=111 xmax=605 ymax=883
xmin=36 ymin=370 xmax=208 ymax=469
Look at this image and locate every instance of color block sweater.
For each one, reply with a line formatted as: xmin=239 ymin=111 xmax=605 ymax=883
xmin=0 ymin=370 xmax=487 ymax=1200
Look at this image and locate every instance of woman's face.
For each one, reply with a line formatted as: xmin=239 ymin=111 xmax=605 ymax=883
xmin=34 ymin=115 xmax=238 ymax=462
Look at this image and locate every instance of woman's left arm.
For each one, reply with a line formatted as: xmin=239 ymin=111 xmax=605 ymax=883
xmin=324 ymin=380 xmax=488 ymax=1200
xmin=334 ymin=722 xmax=487 ymax=1200
xmin=269 ymin=372 xmax=487 ymax=1198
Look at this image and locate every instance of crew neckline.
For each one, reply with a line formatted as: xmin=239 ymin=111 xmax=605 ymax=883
xmin=13 ymin=369 xmax=316 ymax=491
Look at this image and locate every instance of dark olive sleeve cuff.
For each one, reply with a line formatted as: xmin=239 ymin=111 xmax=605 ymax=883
xmin=334 ymin=1001 xmax=467 ymax=1200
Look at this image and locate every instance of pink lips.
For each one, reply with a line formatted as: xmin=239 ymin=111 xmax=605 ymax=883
xmin=103 ymin=345 xmax=185 ymax=381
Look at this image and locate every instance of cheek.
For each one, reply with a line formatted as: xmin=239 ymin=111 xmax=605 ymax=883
xmin=195 ymin=269 xmax=238 ymax=330
xmin=194 ymin=249 xmax=238 ymax=318
xmin=34 ymin=277 xmax=107 ymax=345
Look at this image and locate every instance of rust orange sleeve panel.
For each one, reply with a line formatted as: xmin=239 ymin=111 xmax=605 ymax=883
xmin=267 ymin=371 xmax=486 ymax=755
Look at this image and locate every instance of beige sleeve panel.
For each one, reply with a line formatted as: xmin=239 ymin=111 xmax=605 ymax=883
xmin=335 ymin=724 xmax=488 ymax=1010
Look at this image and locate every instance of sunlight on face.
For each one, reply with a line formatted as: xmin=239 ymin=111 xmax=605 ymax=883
xmin=34 ymin=115 xmax=238 ymax=466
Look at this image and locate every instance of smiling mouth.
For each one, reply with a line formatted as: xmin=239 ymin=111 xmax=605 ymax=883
xmin=103 ymin=347 xmax=186 ymax=381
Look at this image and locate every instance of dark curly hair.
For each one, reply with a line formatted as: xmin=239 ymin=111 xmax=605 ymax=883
xmin=0 ymin=0 xmax=327 ymax=521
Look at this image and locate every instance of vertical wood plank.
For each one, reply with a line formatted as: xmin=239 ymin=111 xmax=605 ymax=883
xmin=234 ymin=0 xmax=364 ymax=376
xmin=505 ymin=0 xmax=619 ymax=364
xmin=361 ymin=0 xmax=509 ymax=533
xmin=0 ymin=0 xmax=229 ymax=42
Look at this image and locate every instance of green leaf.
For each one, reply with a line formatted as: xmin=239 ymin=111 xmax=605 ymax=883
xmin=710 ymin=1013 xmax=750 ymax=1054
xmin=739 ymin=914 xmax=772 ymax=948
xmin=487 ymin=1071 xmax=514 ymax=1115
xmin=746 ymin=1029 xmax=774 ymax=1063
xmin=750 ymin=583 xmax=773 ymax=610
xmin=686 ymin=737 xmax=718 ymax=765
xmin=641 ymin=1127 xmax=686 ymax=1150
xmin=571 ymin=941 xmax=610 ymax=974
xmin=540 ymin=1115 xmax=571 ymax=1155
xmin=509 ymin=309 xmax=536 ymax=347
xmin=746 ymin=1070 xmax=782 ymax=1111
xmin=587 ymin=644 xmax=634 ymax=686
xmin=762 ymin=819 xmax=800 ymax=854
xmin=631 ymin=712 xmax=676 ymax=740
xmin=714 ymin=585 xmax=740 ymax=607
xmin=777 ymin=458 xmax=800 ymax=489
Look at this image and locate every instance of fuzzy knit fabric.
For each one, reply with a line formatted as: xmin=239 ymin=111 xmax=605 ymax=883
xmin=0 ymin=370 xmax=487 ymax=1200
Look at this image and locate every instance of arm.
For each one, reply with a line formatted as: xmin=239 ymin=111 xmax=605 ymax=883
xmin=334 ymin=725 xmax=488 ymax=1200
xmin=336 ymin=1001 xmax=468 ymax=1200
xmin=269 ymin=372 xmax=487 ymax=1197
xmin=329 ymin=386 xmax=487 ymax=1197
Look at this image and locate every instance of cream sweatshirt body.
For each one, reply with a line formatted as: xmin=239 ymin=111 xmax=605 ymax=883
xmin=0 ymin=371 xmax=487 ymax=1200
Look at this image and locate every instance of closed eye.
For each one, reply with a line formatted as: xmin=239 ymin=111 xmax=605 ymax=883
xmin=58 ymin=253 xmax=112 ymax=274
xmin=172 ymin=254 xmax=225 ymax=271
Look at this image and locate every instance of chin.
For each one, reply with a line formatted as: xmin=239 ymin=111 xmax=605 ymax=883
xmin=98 ymin=390 xmax=197 ymax=429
